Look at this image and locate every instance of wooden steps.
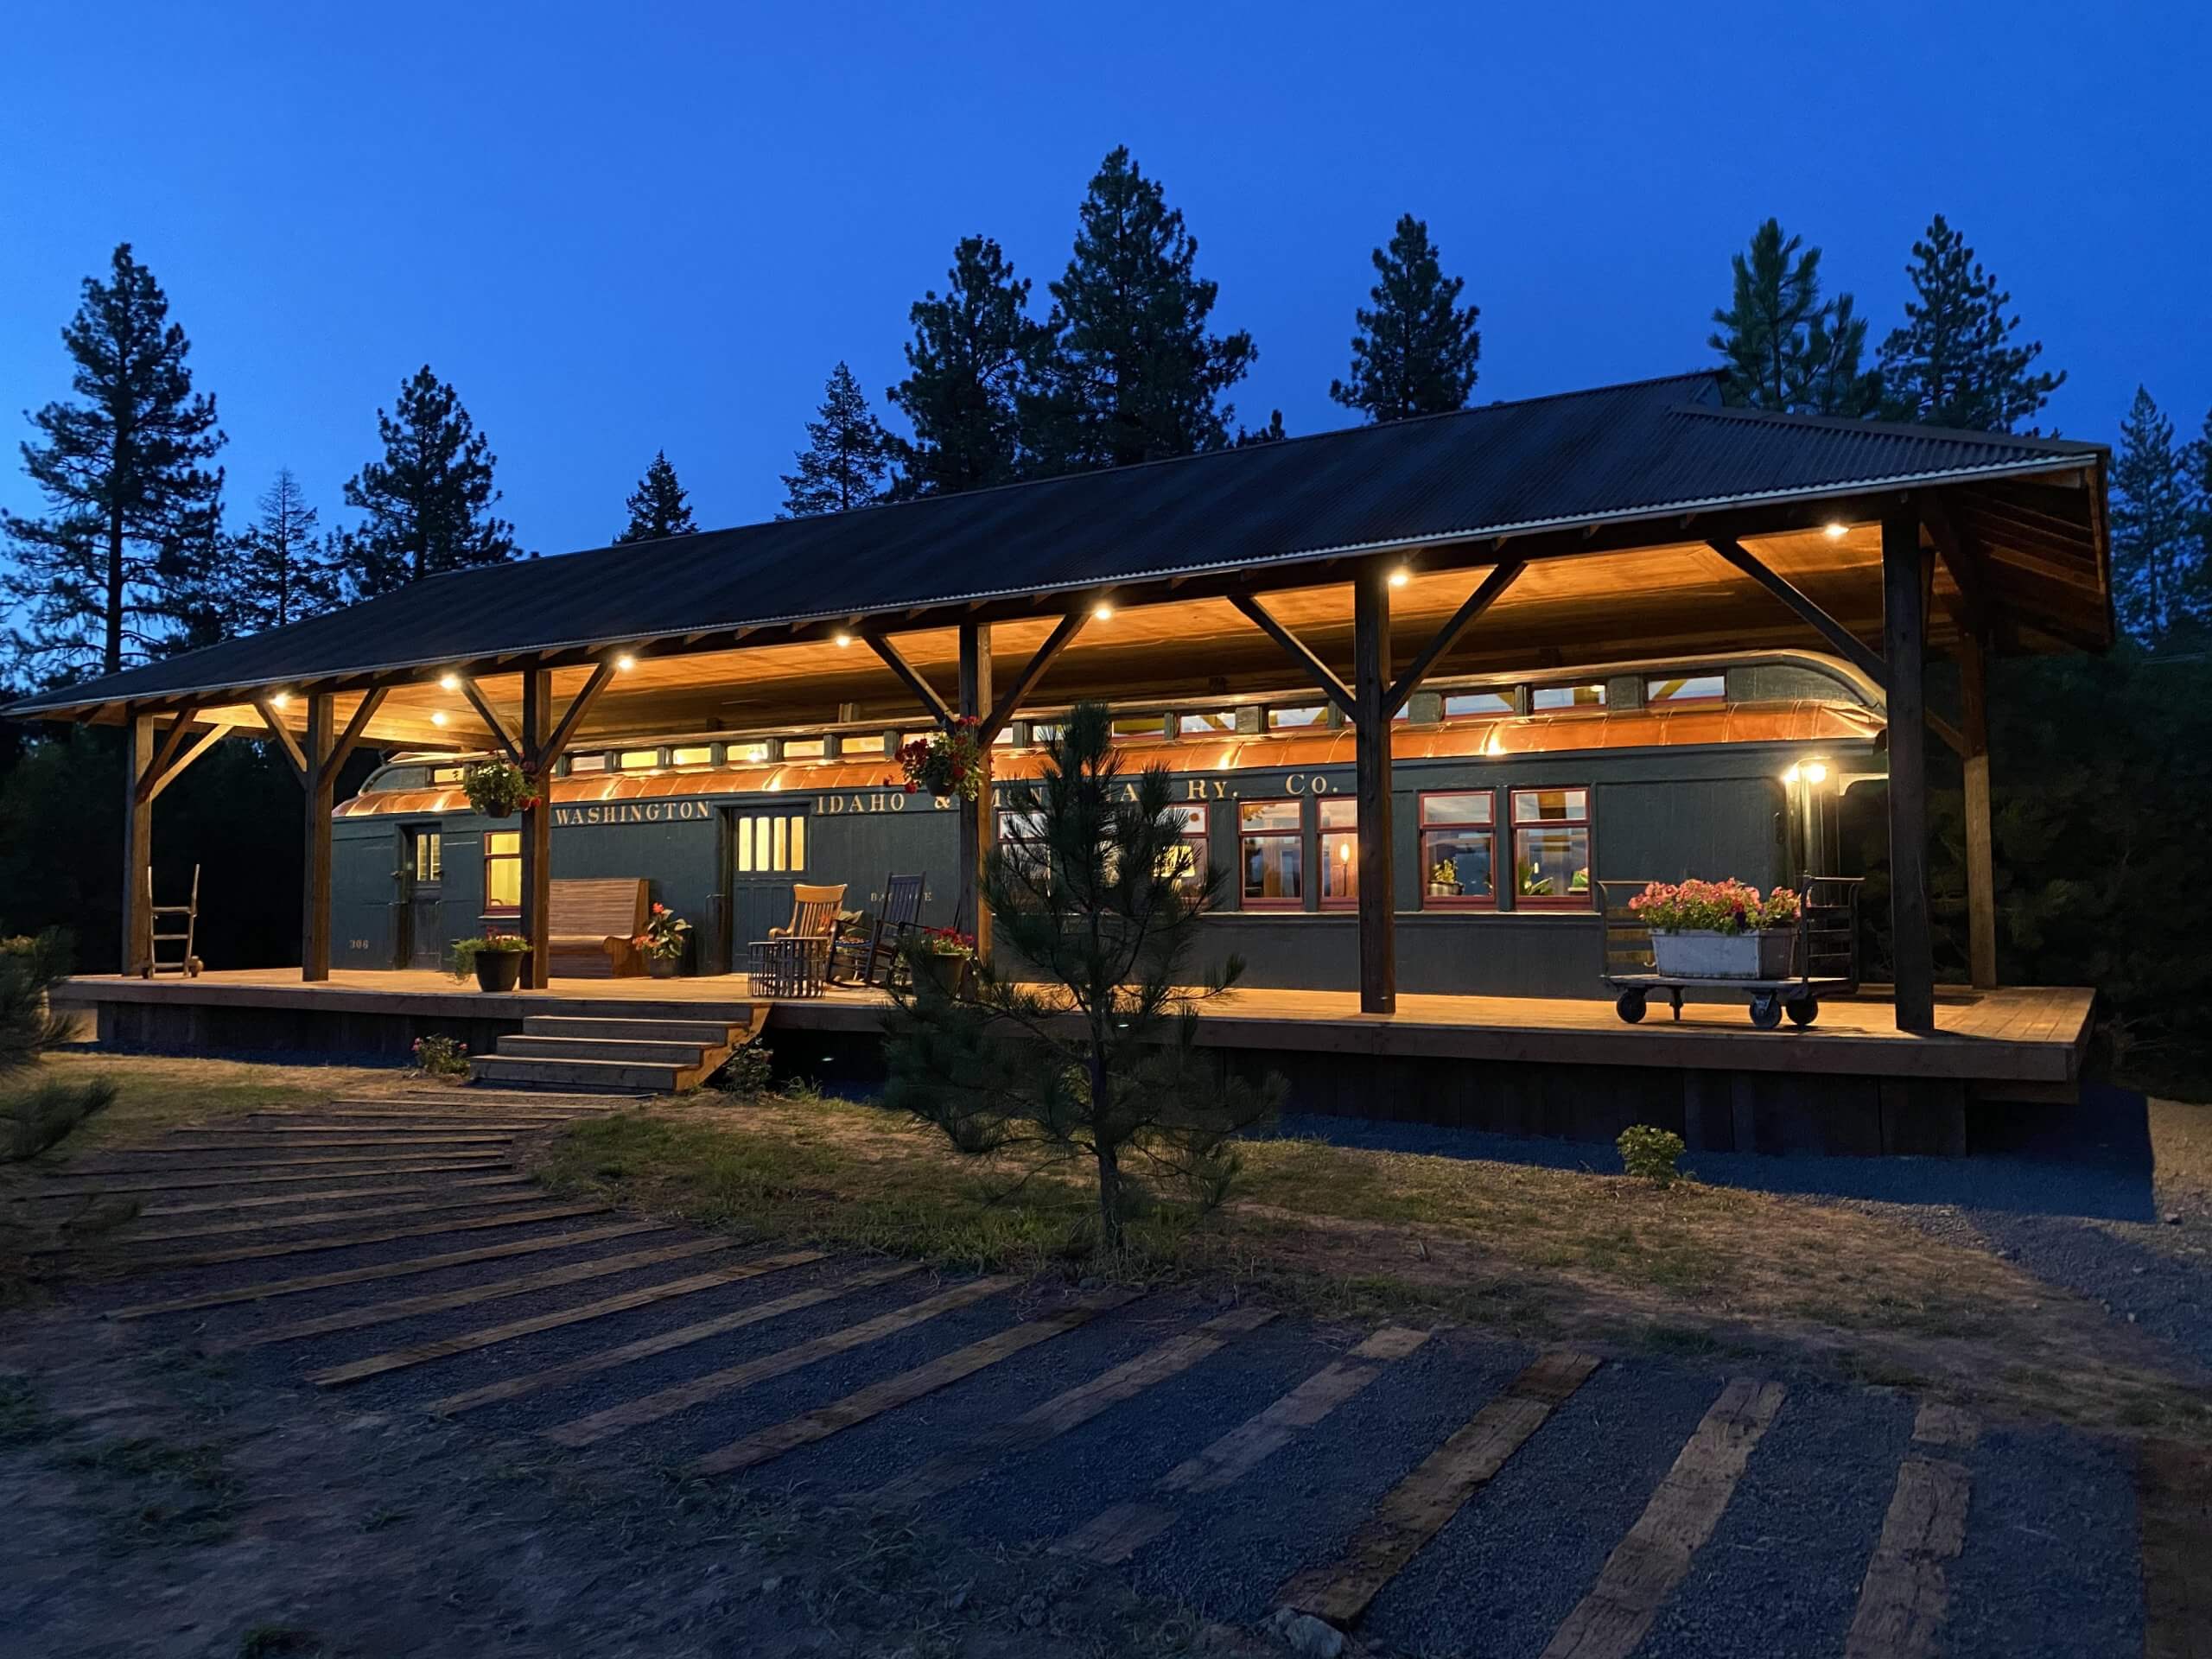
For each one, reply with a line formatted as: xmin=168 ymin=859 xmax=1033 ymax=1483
xmin=467 ymin=1006 xmax=766 ymax=1093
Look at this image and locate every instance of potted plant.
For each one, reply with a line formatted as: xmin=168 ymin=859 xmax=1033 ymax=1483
xmin=1428 ymin=857 xmax=1463 ymax=899
xmin=632 ymin=901 xmax=692 ymax=978
xmin=897 ymin=716 xmax=985 ymax=802
xmin=907 ymin=926 xmax=976 ymax=996
xmin=1630 ymin=878 xmax=1802 ymax=978
xmin=461 ymin=759 xmax=539 ymax=819
xmin=449 ymin=931 xmax=531 ymax=992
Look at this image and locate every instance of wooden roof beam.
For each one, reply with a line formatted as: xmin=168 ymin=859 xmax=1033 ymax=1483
xmin=251 ymin=696 xmax=308 ymax=784
xmin=1704 ymin=537 xmax=1888 ymax=690
xmin=143 ymin=721 xmax=236 ymax=804
xmin=861 ymin=632 xmax=955 ymax=726
xmin=324 ymin=688 xmax=391 ymax=781
xmin=1385 ymin=559 xmax=1527 ymax=714
xmin=981 ymin=609 xmax=1088 ymax=745
xmin=1230 ymin=593 xmax=1357 ymax=721
xmin=542 ymin=657 xmax=621 ymax=762
xmin=454 ymin=677 xmax=524 ymax=768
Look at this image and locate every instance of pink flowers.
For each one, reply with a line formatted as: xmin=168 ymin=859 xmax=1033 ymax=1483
xmin=1630 ymin=878 xmax=1802 ymax=934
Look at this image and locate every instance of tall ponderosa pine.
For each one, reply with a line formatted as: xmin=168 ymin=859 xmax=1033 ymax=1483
xmin=888 ymin=237 xmax=1047 ymax=499
xmin=340 ymin=366 xmax=518 ymax=596
xmin=2 ymin=244 xmax=226 ymax=682
xmin=225 ymin=469 xmax=345 ymax=632
xmin=1027 ymin=147 xmax=1256 ymax=473
xmin=781 ymin=362 xmax=893 ymax=517
xmin=1878 ymin=215 xmax=2065 ymax=432
xmin=615 ymin=450 xmax=696 ymax=543
xmin=2112 ymin=388 xmax=2201 ymax=644
xmin=1710 ymin=218 xmax=1878 ymax=416
xmin=1330 ymin=213 xmax=1481 ymax=422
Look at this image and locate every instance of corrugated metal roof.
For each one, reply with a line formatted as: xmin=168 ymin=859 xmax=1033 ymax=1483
xmin=3 ymin=372 xmax=2105 ymax=717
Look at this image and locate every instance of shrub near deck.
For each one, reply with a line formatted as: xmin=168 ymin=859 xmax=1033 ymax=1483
xmin=536 ymin=1096 xmax=2212 ymax=1440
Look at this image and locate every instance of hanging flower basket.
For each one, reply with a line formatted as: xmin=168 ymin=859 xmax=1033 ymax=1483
xmin=897 ymin=717 xmax=984 ymax=802
xmin=461 ymin=759 xmax=540 ymax=819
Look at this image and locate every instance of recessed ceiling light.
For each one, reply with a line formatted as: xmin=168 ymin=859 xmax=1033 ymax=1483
xmin=833 ymin=632 xmax=853 ymax=648
xmin=1823 ymin=521 xmax=1848 ymax=540
xmin=1092 ymin=602 xmax=1114 ymax=621
xmin=1389 ymin=566 xmax=1411 ymax=587
xmin=430 ymin=710 xmax=448 ymax=727
xmin=439 ymin=672 xmax=460 ymax=690
xmin=270 ymin=691 xmax=291 ymax=709
xmin=615 ymin=654 xmax=636 ymax=671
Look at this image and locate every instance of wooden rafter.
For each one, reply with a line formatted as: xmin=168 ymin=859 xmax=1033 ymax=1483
xmin=543 ymin=658 xmax=621 ymax=762
xmin=1916 ymin=493 xmax=1988 ymax=633
xmin=143 ymin=722 xmax=236 ymax=805
xmin=455 ymin=677 xmax=524 ymax=767
xmin=324 ymin=689 xmax=391 ymax=781
xmin=981 ymin=610 xmax=1087 ymax=744
xmin=251 ymin=696 xmax=308 ymax=783
xmin=135 ymin=705 xmax=203 ymax=804
xmin=1384 ymin=560 xmax=1526 ymax=713
xmin=1705 ymin=537 xmax=1888 ymax=690
xmin=1230 ymin=593 xmax=1357 ymax=721
xmin=863 ymin=632 xmax=955 ymax=726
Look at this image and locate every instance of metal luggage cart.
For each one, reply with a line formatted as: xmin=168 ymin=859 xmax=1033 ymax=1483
xmin=145 ymin=864 xmax=204 ymax=977
xmin=1597 ymin=876 xmax=1864 ymax=1029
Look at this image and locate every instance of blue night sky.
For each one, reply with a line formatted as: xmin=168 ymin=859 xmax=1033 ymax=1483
xmin=3 ymin=1 xmax=2207 ymax=559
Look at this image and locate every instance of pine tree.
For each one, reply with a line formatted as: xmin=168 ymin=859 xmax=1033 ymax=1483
xmin=340 ymin=365 xmax=518 ymax=596
xmin=1234 ymin=410 xmax=1287 ymax=447
xmin=1 ymin=244 xmax=226 ymax=683
xmin=1877 ymin=215 xmax=2065 ymax=432
xmin=888 ymin=237 xmax=1047 ymax=499
xmin=615 ymin=450 xmax=696 ymax=543
xmin=2111 ymin=387 xmax=2197 ymax=644
xmin=780 ymin=362 xmax=893 ymax=517
xmin=1329 ymin=213 xmax=1481 ymax=422
xmin=224 ymin=469 xmax=344 ymax=632
xmin=1709 ymin=219 xmax=1879 ymax=416
xmin=1027 ymin=147 xmax=1256 ymax=473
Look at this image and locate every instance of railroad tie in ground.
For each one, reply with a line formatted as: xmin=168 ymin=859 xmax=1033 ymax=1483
xmin=1058 ymin=1325 xmax=1433 ymax=1566
xmin=861 ymin=1305 xmax=1279 ymax=1510
xmin=118 ymin=1188 xmax=548 ymax=1243
xmin=138 ymin=1134 xmax=518 ymax=1150
xmin=306 ymin=1249 xmax=825 ymax=1385
xmin=110 ymin=1218 xmax=665 ymax=1319
xmin=690 ymin=1287 xmax=1145 ymax=1478
xmin=52 ymin=1153 xmax=517 ymax=1181
xmin=428 ymin=1261 xmax=923 ymax=1416
xmin=2137 ymin=1436 xmax=2212 ymax=1659
xmin=106 ymin=1200 xmax=609 ymax=1268
xmin=27 ymin=1160 xmax=510 ymax=1198
xmin=1536 ymin=1376 xmax=1787 ymax=1659
xmin=137 ymin=1174 xmax=531 ymax=1217
xmin=546 ymin=1274 xmax=1020 ymax=1447
xmin=1842 ymin=1403 xmax=1979 ymax=1659
xmin=1278 ymin=1347 xmax=1601 ymax=1631
xmin=208 ymin=1236 xmax=741 ymax=1353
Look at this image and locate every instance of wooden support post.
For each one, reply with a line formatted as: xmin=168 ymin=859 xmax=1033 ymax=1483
xmin=958 ymin=622 xmax=993 ymax=964
xmin=302 ymin=693 xmax=335 ymax=982
xmin=1352 ymin=561 xmax=1396 ymax=1015
xmin=1958 ymin=629 xmax=1997 ymax=989
xmin=1883 ymin=507 xmax=1936 ymax=1033
xmin=122 ymin=709 xmax=154 ymax=976
xmin=519 ymin=670 xmax=552 ymax=990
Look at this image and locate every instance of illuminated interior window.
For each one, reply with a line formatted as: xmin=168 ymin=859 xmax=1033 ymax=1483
xmin=1511 ymin=788 xmax=1592 ymax=907
xmin=1239 ymin=799 xmax=1302 ymax=906
xmin=783 ymin=737 xmax=827 ymax=760
xmin=1442 ymin=690 xmax=1516 ymax=717
xmin=429 ymin=766 xmax=464 ymax=785
xmin=1530 ymin=683 xmax=1606 ymax=712
xmin=1178 ymin=709 xmax=1237 ymax=734
xmin=1268 ymin=705 xmax=1325 ymax=729
xmin=484 ymin=830 xmax=520 ymax=911
xmin=1161 ymin=804 xmax=1208 ymax=888
xmin=1111 ymin=714 xmax=1167 ymax=740
xmin=1646 ymin=673 xmax=1726 ymax=704
xmin=568 ymin=753 xmax=607 ymax=774
xmin=618 ymin=748 xmax=661 ymax=770
xmin=669 ymin=745 xmax=715 ymax=767
xmin=733 ymin=814 xmax=806 ymax=874
xmin=1025 ymin=721 xmax=1062 ymax=745
xmin=727 ymin=741 xmax=771 ymax=764
xmin=411 ymin=830 xmax=442 ymax=884
xmin=1319 ymin=798 xmax=1358 ymax=906
xmin=1421 ymin=791 xmax=1496 ymax=906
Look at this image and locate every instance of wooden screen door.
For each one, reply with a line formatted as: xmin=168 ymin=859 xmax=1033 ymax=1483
xmin=398 ymin=824 xmax=445 ymax=969
xmin=728 ymin=807 xmax=811 ymax=950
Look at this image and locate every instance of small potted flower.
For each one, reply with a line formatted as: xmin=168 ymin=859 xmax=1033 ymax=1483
xmin=906 ymin=926 xmax=976 ymax=996
xmin=632 ymin=901 xmax=693 ymax=978
xmin=449 ymin=930 xmax=531 ymax=992
xmin=898 ymin=716 xmax=985 ymax=802
xmin=1428 ymin=857 xmax=1462 ymax=899
xmin=1630 ymin=878 xmax=1802 ymax=979
xmin=461 ymin=759 xmax=540 ymax=820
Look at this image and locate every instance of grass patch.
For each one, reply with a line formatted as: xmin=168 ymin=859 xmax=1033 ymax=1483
xmin=538 ymin=1094 xmax=2212 ymax=1440
xmin=0 ymin=1052 xmax=409 ymax=1160
xmin=58 ymin=1433 xmax=243 ymax=1549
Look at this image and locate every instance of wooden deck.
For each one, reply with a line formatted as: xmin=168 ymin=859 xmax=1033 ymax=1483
xmin=56 ymin=969 xmax=2094 ymax=1087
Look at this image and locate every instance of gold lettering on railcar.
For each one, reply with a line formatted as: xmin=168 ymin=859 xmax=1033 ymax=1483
xmin=823 ymin=792 xmax=911 ymax=815
xmin=550 ymin=800 xmax=714 ymax=828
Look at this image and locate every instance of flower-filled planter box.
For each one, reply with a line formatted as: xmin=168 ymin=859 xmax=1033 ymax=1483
xmin=1651 ymin=928 xmax=1796 ymax=980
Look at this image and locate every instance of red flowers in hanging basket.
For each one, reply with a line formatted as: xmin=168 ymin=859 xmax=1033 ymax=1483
xmin=897 ymin=716 xmax=984 ymax=802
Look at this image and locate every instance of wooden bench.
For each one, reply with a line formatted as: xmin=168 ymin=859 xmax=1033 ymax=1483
xmin=547 ymin=878 xmax=649 ymax=978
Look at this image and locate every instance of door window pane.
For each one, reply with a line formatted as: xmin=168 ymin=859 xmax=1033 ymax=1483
xmin=413 ymin=830 xmax=442 ymax=885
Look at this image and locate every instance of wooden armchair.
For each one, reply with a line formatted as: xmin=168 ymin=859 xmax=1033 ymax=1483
xmin=767 ymin=881 xmax=846 ymax=970
xmin=546 ymin=878 xmax=649 ymax=978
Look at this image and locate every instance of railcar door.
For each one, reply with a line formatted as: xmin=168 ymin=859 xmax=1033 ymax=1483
xmin=397 ymin=824 xmax=446 ymax=970
xmin=727 ymin=806 xmax=813 ymax=956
